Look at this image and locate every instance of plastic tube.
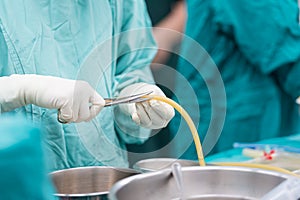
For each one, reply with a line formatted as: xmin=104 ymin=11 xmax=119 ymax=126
xmin=145 ymin=95 xmax=206 ymax=166
xmin=214 ymin=162 xmax=300 ymax=178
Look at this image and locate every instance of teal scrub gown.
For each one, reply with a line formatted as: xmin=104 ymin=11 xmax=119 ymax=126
xmin=0 ymin=117 xmax=55 ymax=199
xmin=169 ymin=0 xmax=300 ymax=160
xmin=0 ymin=0 xmax=156 ymax=170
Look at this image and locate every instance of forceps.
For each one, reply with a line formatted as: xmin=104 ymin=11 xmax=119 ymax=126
xmin=57 ymin=91 xmax=152 ymax=123
xmin=103 ymin=91 xmax=152 ymax=106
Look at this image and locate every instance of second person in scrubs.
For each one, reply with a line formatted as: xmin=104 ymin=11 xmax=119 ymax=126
xmin=170 ymin=0 xmax=300 ymax=159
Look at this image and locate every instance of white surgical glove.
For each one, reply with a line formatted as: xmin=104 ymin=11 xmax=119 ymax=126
xmin=0 ymin=74 xmax=105 ymax=123
xmin=118 ymin=83 xmax=175 ymax=129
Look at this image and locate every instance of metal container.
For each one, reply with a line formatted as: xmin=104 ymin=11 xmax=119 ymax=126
xmin=133 ymin=158 xmax=199 ymax=172
xmin=51 ymin=166 xmax=139 ymax=200
xmin=109 ymin=166 xmax=296 ymax=200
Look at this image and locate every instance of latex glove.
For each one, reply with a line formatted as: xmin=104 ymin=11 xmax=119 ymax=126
xmin=0 ymin=74 xmax=105 ymax=123
xmin=296 ymin=97 xmax=300 ymax=105
xmin=118 ymin=83 xmax=175 ymax=129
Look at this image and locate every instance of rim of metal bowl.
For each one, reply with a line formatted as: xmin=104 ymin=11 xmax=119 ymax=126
xmin=109 ymin=165 xmax=295 ymax=199
xmin=133 ymin=158 xmax=199 ymax=172
xmin=51 ymin=166 xmax=140 ymax=197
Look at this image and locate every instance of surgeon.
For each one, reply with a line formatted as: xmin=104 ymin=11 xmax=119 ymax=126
xmin=0 ymin=1 xmax=174 ymax=171
xmin=170 ymin=0 xmax=300 ymax=160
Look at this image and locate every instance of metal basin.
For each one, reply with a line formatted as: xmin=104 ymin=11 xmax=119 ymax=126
xmin=133 ymin=158 xmax=199 ymax=172
xmin=51 ymin=166 xmax=139 ymax=200
xmin=109 ymin=166 xmax=296 ymax=200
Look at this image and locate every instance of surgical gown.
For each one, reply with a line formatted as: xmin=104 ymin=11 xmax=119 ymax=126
xmin=0 ymin=0 xmax=156 ymax=170
xmin=0 ymin=117 xmax=54 ymax=199
xmin=169 ymin=0 xmax=300 ymax=159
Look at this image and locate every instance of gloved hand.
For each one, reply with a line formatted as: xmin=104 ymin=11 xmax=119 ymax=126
xmin=0 ymin=74 xmax=105 ymax=123
xmin=297 ymin=97 xmax=300 ymax=105
xmin=118 ymin=83 xmax=175 ymax=129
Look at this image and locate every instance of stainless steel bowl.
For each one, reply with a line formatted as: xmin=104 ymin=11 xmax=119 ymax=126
xmin=51 ymin=166 xmax=139 ymax=200
xmin=133 ymin=158 xmax=199 ymax=172
xmin=109 ymin=166 xmax=296 ymax=200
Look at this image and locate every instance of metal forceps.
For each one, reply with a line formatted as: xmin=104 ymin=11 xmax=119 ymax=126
xmin=57 ymin=91 xmax=152 ymax=123
xmin=104 ymin=91 xmax=152 ymax=107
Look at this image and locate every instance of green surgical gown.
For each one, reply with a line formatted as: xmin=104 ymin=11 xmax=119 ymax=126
xmin=0 ymin=0 xmax=156 ymax=170
xmin=170 ymin=0 xmax=300 ymax=159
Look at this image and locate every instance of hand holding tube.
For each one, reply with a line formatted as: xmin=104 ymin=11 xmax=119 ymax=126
xmin=118 ymin=83 xmax=175 ymax=129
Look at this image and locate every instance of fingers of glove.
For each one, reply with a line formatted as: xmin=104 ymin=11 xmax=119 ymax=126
xmin=128 ymin=103 xmax=141 ymax=125
xmin=76 ymin=100 xmax=90 ymax=123
xmin=148 ymin=100 xmax=175 ymax=127
xmin=71 ymin=103 xmax=80 ymax=122
xmin=139 ymin=101 xmax=168 ymax=129
xmin=84 ymin=104 xmax=103 ymax=122
xmin=58 ymin=105 xmax=74 ymax=123
xmin=90 ymin=91 xmax=105 ymax=107
xmin=84 ymin=92 xmax=105 ymax=121
xmin=135 ymin=103 xmax=151 ymax=127
xmin=149 ymin=100 xmax=175 ymax=119
xmin=85 ymin=94 xmax=105 ymax=122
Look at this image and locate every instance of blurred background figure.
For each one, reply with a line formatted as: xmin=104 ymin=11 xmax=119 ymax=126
xmin=169 ymin=0 xmax=300 ymax=160
xmin=0 ymin=117 xmax=55 ymax=199
xmin=127 ymin=0 xmax=186 ymax=165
